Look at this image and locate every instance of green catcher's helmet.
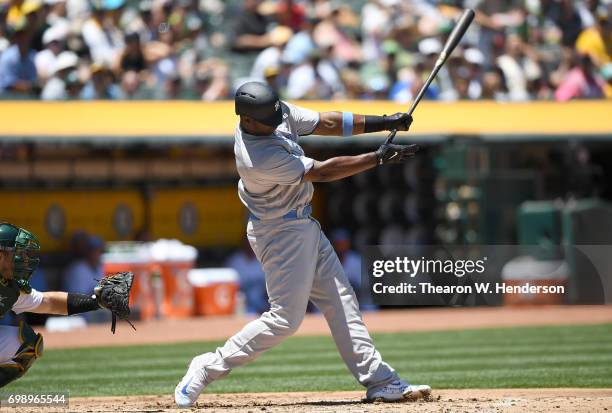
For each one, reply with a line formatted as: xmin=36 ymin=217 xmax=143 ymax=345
xmin=0 ymin=223 xmax=41 ymax=282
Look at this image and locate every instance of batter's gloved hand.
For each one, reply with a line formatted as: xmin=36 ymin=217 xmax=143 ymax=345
xmin=375 ymin=143 xmax=419 ymax=165
xmin=94 ymin=271 xmax=136 ymax=334
xmin=384 ymin=113 xmax=413 ymax=131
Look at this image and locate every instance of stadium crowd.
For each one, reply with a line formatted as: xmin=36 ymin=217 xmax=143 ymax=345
xmin=0 ymin=0 xmax=610 ymax=101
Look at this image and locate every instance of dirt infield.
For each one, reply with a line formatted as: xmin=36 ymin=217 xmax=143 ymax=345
xmin=23 ymin=307 xmax=612 ymax=412
xmin=24 ymin=389 xmax=604 ymax=412
xmin=42 ymin=305 xmax=612 ymax=349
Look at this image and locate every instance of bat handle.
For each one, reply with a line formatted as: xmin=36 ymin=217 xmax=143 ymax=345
xmin=385 ymin=129 xmax=397 ymax=144
xmin=386 ymin=102 xmax=416 ymax=144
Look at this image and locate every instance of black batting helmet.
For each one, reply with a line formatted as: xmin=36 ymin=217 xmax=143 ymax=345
xmin=235 ymin=81 xmax=283 ymax=128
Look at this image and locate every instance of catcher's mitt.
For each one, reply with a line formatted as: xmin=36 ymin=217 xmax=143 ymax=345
xmin=94 ymin=271 xmax=136 ymax=334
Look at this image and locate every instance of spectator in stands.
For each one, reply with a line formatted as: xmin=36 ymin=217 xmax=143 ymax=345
xmin=312 ymin=4 xmax=361 ymax=65
xmin=603 ymin=63 xmax=612 ymax=98
xmin=5 ymin=0 xmax=26 ymax=27
xmin=175 ymin=13 xmax=208 ymax=77
xmin=555 ymin=53 xmax=606 ymax=101
xmin=575 ymin=5 xmax=611 ymax=69
xmin=68 ymin=230 xmax=89 ymax=259
xmin=576 ymin=0 xmax=601 ymax=29
xmin=193 ymin=58 xmax=229 ymax=101
xmin=0 ymin=0 xmax=610 ymax=102
xmin=81 ymin=0 xmax=124 ymax=66
xmin=250 ymin=25 xmax=292 ymax=81
xmin=64 ymin=69 xmax=82 ymax=98
xmin=63 ymin=234 xmax=104 ymax=295
xmin=390 ymin=38 xmax=447 ymax=103
xmin=280 ymin=14 xmax=317 ymax=76
xmin=225 ymin=239 xmax=268 ymax=315
xmin=262 ymin=65 xmax=281 ymax=93
xmin=231 ymin=0 xmax=272 ymax=54
xmin=0 ymin=17 xmax=38 ymax=95
xmin=46 ymin=0 xmax=68 ymax=27
xmin=285 ymin=42 xmax=342 ymax=99
xmin=277 ymin=0 xmax=305 ymax=33
xmin=497 ymin=32 xmax=542 ymax=101
xmin=118 ymin=32 xmax=146 ymax=74
xmin=80 ymin=62 xmax=123 ymax=99
xmin=63 ymin=233 xmax=109 ymax=322
xmin=35 ymin=22 xmax=67 ymax=83
xmin=481 ymin=66 xmax=509 ymax=101
xmin=161 ymin=72 xmax=181 ymax=99
xmin=41 ymin=49 xmax=77 ymax=99
xmin=463 ymin=47 xmax=485 ymax=99
xmin=360 ymin=0 xmax=392 ymax=62
xmin=116 ymin=31 xmax=150 ymax=99
xmin=474 ymin=0 xmax=525 ymax=64
xmin=542 ymin=0 xmax=584 ymax=50
xmin=0 ymin=12 xmax=8 ymax=53
xmin=119 ymin=69 xmax=143 ymax=99
xmin=5 ymin=0 xmax=41 ymax=33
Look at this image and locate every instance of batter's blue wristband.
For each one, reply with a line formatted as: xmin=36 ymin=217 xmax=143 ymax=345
xmin=342 ymin=112 xmax=354 ymax=137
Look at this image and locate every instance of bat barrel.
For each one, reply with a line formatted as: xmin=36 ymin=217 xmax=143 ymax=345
xmin=386 ymin=9 xmax=474 ymax=144
xmin=440 ymin=9 xmax=475 ymax=64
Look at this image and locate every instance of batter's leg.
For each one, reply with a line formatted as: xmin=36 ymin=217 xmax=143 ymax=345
xmin=175 ymin=219 xmax=321 ymax=407
xmin=308 ymin=226 xmax=399 ymax=391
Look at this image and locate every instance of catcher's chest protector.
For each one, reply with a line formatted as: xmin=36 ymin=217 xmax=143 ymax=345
xmin=0 ymin=279 xmax=21 ymax=318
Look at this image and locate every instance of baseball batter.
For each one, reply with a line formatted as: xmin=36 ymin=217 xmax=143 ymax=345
xmin=0 ymin=223 xmax=132 ymax=387
xmin=175 ymin=81 xmax=431 ymax=406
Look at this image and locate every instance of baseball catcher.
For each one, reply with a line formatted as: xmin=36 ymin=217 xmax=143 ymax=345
xmin=175 ymin=82 xmax=431 ymax=407
xmin=0 ymin=222 xmax=133 ymax=388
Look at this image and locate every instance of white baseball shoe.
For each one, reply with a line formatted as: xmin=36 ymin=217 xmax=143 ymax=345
xmin=174 ymin=355 xmax=208 ymax=408
xmin=365 ymin=380 xmax=431 ymax=402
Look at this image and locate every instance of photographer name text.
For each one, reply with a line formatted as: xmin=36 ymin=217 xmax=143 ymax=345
xmin=372 ymin=282 xmax=565 ymax=295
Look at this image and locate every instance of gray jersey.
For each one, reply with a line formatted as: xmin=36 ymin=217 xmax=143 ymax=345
xmin=234 ymin=102 xmax=320 ymax=220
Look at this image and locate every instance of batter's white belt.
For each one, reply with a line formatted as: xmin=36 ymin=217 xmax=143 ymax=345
xmin=248 ymin=204 xmax=312 ymax=221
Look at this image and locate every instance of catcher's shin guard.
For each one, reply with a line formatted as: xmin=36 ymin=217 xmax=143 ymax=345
xmin=0 ymin=321 xmax=44 ymax=388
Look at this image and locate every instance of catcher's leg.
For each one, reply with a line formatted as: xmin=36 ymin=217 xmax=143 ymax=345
xmin=0 ymin=322 xmax=44 ymax=388
xmin=175 ymin=219 xmax=320 ymax=407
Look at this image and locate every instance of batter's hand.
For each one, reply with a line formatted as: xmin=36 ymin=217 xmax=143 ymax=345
xmin=375 ymin=143 xmax=419 ymax=165
xmin=384 ymin=113 xmax=413 ymax=131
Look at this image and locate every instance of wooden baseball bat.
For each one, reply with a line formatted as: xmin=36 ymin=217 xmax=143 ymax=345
xmin=386 ymin=9 xmax=475 ymax=143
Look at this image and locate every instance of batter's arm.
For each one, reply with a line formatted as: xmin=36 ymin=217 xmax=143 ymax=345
xmin=313 ymin=112 xmax=366 ymax=136
xmin=303 ymin=153 xmax=377 ymax=182
xmin=312 ymin=112 xmax=412 ymax=137
xmin=304 ymin=141 xmax=419 ymax=182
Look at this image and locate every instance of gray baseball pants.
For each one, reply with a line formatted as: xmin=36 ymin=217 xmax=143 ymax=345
xmin=194 ymin=217 xmax=399 ymax=390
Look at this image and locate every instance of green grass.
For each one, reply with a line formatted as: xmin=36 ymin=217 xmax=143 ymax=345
xmin=4 ymin=323 xmax=612 ymax=397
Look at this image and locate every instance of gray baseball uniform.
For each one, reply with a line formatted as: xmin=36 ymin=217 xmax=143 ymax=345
xmin=194 ymin=102 xmax=399 ymax=391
